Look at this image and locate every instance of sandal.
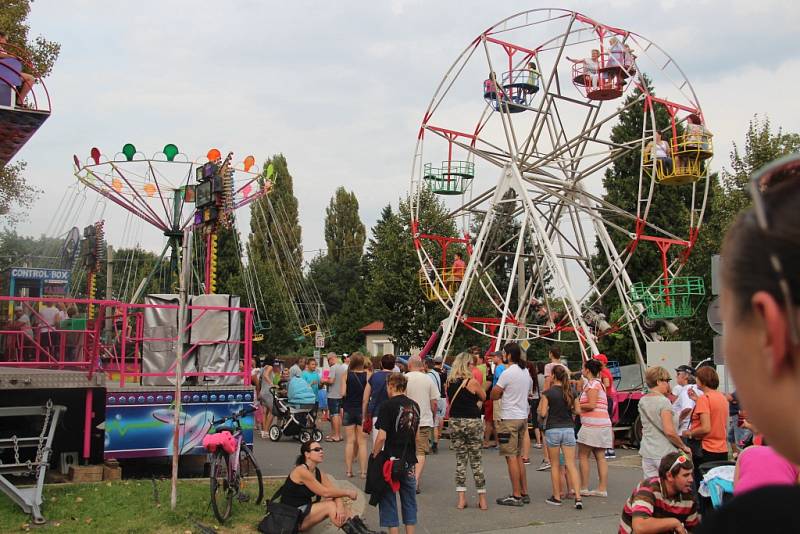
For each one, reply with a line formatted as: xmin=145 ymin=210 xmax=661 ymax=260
xmin=346 ymin=471 xmax=354 ymax=478
xmin=324 ymin=435 xmax=342 ymax=442
xmin=359 ymin=473 xmax=367 ymax=479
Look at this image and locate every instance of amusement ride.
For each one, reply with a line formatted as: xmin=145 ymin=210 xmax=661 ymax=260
xmin=411 ymin=9 xmax=712 ymax=367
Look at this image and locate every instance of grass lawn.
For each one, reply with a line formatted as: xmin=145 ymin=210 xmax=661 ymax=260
xmin=0 ymin=478 xmax=280 ymax=533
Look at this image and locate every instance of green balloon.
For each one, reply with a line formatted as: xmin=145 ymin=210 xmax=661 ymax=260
xmin=266 ymin=162 xmax=275 ymax=179
xmin=163 ymin=144 xmax=179 ymax=162
xmin=122 ymin=143 xmax=136 ymax=161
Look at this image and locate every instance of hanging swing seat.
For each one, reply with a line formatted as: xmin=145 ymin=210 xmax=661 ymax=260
xmin=630 ymin=276 xmax=705 ymax=320
xmin=418 ymin=267 xmax=460 ymax=301
xmin=643 ymin=133 xmax=713 ymax=186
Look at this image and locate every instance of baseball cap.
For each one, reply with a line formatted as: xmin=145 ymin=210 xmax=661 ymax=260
xmin=593 ymin=354 xmax=608 ymax=364
xmin=675 ymin=365 xmax=695 ymax=375
xmin=433 ymin=355 xmax=443 ymax=363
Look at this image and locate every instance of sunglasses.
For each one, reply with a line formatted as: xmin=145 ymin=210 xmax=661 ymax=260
xmin=748 ymin=154 xmax=800 ymax=345
xmin=310 ymin=447 xmax=323 ymax=453
xmin=669 ymin=453 xmax=689 ymax=472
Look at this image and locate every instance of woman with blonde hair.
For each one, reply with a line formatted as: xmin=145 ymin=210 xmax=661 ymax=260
xmin=638 ymin=367 xmax=691 ymax=478
xmin=446 ymin=352 xmax=488 ymax=510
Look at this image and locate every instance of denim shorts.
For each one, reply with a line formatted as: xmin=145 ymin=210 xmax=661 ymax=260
xmin=342 ymin=410 xmax=362 ymax=427
xmin=327 ymin=397 xmax=342 ymax=414
xmin=545 ymin=427 xmax=577 ymax=448
xmin=378 ymin=464 xmax=417 ymax=528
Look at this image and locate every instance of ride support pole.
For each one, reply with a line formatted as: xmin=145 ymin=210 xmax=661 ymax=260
xmin=82 ymin=389 xmax=93 ymax=462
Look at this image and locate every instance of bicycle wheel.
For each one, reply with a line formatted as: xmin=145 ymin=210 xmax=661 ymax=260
xmin=239 ymin=444 xmax=264 ymax=504
xmin=210 ymin=450 xmax=233 ymax=523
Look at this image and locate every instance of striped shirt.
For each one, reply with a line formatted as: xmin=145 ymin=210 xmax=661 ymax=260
xmin=579 ymin=379 xmax=612 ymax=428
xmin=619 ymin=477 xmax=699 ymax=533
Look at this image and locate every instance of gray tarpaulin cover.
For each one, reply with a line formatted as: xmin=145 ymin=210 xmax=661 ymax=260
xmin=190 ymin=294 xmax=242 ymax=385
xmin=142 ymin=294 xmax=195 ymax=386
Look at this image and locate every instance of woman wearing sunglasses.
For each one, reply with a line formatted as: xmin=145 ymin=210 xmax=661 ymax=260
xmin=697 ymin=154 xmax=800 ymax=533
xmin=277 ymin=441 xmax=381 ymax=533
xmin=638 ymin=367 xmax=691 ymax=478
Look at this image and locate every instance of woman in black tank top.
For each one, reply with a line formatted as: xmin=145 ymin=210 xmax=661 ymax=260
xmin=277 ymin=441 xmax=380 ymax=533
xmin=445 ymin=352 xmax=489 ymax=510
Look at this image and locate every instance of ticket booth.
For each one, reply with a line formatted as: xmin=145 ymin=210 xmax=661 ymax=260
xmin=3 ymin=267 xmax=71 ymax=319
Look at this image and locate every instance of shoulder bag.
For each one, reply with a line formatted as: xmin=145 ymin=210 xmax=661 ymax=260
xmin=258 ymin=468 xmax=322 ymax=534
xmin=445 ymin=378 xmax=469 ymax=419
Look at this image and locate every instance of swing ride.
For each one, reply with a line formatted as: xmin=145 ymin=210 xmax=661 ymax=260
xmin=411 ymin=9 xmax=712 ymax=368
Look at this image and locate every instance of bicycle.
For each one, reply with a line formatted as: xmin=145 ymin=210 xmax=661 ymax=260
xmin=204 ymin=404 xmax=264 ymax=523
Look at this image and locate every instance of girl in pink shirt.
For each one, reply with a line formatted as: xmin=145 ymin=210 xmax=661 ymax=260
xmin=734 ymin=445 xmax=800 ymax=496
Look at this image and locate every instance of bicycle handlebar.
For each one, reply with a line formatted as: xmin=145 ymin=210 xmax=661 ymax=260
xmin=211 ymin=403 xmax=258 ymax=426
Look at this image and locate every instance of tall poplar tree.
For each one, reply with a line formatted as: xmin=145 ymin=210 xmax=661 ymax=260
xmin=247 ymin=154 xmax=303 ymax=355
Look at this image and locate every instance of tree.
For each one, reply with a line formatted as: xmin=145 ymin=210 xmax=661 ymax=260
xmin=591 ymin=81 xmax=695 ymax=363
xmin=678 ymin=115 xmax=800 ymax=357
xmin=324 ymin=187 xmax=366 ymax=263
xmin=247 ymin=154 xmax=304 ymax=355
xmin=364 ymin=191 xmax=458 ymax=352
xmin=0 ymin=2 xmax=60 ymax=225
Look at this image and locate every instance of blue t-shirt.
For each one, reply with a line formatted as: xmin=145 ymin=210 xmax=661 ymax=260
xmin=492 ymin=364 xmax=506 ymax=388
xmin=367 ymin=370 xmax=391 ymax=415
xmin=302 ymin=370 xmax=321 ymax=396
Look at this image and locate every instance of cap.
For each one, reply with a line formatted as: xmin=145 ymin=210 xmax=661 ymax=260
xmin=433 ymin=355 xmax=443 ymax=363
xmin=675 ymin=365 xmax=695 ymax=375
xmin=593 ymin=354 xmax=608 ymax=364
xmin=489 ymin=350 xmax=502 ymax=357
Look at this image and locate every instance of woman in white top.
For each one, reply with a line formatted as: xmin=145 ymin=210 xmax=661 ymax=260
xmin=646 ymin=131 xmax=673 ymax=175
xmin=638 ymin=367 xmax=691 ymax=478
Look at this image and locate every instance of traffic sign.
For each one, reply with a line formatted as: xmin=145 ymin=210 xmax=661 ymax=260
xmin=315 ymin=331 xmax=325 ymax=349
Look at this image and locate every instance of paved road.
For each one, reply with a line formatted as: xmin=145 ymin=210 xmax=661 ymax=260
xmin=253 ymin=427 xmax=644 ymax=534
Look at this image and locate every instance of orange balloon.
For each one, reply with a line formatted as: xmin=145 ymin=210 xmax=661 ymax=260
xmin=111 ymin=178 xmax=123 ymax=193
xmin=207 ymin=148 xmax=221 ymax=161
xmin=243 ymin=155 xmax=255 ymax=172
xmin=143 ymin=183 xmax=156 ymax=198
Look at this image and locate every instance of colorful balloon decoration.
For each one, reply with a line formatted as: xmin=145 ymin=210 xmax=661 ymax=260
xmin=122 ymin=143 xmax=136 ymax=161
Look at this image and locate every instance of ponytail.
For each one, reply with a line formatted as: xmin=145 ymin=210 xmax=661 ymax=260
xmin=552 ymin=365 xmax=573 ymax=407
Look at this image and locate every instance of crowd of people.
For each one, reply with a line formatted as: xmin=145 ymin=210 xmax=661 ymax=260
xmin=256 ymin=155 xmax=800 ymax=533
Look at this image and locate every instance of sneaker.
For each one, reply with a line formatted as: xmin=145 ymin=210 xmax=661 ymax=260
xmin=533 ymin=443 xmax=542 ymax=449
xmin=522 ymin=457 xmax=531 ymax=465
xmin=536 ymin=460 xmax=551 ymax=472
xmin=545 ymin=496 xmax=562 ymax=506
xmin=496 ymin=495 xmax=524 ymax=507
xmin=605 ymin=449 xmax=616 ymax=459
xmin=520 ymin=494 xmax=531 ymax=504
xmin=575 ymin=500 xmax=583 ymax=510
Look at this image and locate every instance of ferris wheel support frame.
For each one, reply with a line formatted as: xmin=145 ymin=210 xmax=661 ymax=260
xmin=434 ymin=162 xmax=601 ymax=360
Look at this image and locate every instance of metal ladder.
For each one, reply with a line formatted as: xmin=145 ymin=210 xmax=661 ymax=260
xmin=0 ymin=401 xmax=66 ymax=524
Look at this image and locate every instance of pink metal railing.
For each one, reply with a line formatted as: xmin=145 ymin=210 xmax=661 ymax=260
xmin=0 ymin=296 xmax=254 ymax=387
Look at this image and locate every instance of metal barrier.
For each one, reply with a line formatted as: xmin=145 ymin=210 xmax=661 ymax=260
xmin=0 ymin=400 xmax=66 ymax=524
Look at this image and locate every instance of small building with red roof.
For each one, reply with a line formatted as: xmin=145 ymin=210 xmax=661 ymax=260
xmin=358 ymin=320 xmax=395 ymax=357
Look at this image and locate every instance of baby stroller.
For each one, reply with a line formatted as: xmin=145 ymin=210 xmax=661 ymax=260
xmin=267 ymin=387 xmax=322 ymax=444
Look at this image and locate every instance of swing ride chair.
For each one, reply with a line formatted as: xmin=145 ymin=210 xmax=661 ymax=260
xmin=0 ymin=400 xmax=66 ymax=524
xmin=0 ymin=41 xmax=51 ymax=165
xmin=410 ymin=9 xmax=712 ymax=370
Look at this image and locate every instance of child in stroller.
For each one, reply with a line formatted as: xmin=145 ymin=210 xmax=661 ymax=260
xmin=267 ymin=382 xmax=323 ymax=444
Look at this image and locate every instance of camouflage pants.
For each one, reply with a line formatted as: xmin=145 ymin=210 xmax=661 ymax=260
xmin=449 ymin=417 xmax=486 ymax=492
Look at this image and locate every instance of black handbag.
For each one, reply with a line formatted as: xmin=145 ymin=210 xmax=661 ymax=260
xmin=258 ymin=468 xmax=322 ymax=534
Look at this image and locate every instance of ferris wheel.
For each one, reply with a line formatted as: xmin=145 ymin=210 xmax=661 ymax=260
xmin=410 ymin=9 xmax=713 ymax=364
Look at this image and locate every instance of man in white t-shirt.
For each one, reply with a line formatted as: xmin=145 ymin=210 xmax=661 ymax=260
xmin=405 ymin=355 xmax=439 ymax=492
xmin=491 ymin=343 xmax=533 ymax=506
xmin=672 ymin=365 xmax=702 ymax=433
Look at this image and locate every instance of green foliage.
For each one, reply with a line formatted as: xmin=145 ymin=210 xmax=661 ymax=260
xmin=591 ymin=82 xmax=696 ymax=364
xmin=364 ymin=191 xmax=456 ymax=352
xmin=324 ymin=187 xmax=366 ymax=263
xmin=247 ymin=154 xmax=304 ymax=355
xmin=0 ymin=161 xmax=39 ymax=224
xmin=677 ymin=115 xmax=800 ymax=357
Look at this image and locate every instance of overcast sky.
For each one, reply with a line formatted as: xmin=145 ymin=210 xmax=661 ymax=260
xmin=14 ymin=0 xmax=800 ymax=264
